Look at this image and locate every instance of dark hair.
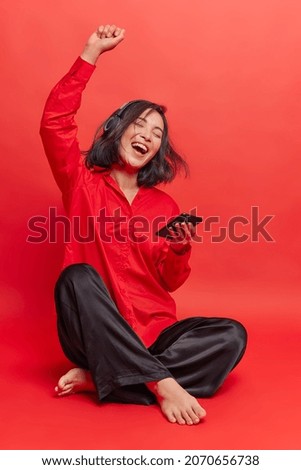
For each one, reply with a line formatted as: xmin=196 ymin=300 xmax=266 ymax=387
xmin=83 ymin=100 xmax=189 ymax=187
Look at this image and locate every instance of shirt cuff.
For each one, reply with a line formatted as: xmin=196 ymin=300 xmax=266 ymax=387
xmin=168 ymin=243 xmax=192 ymax=255
xmin=68 ymin=56 xmax=96 ymax=82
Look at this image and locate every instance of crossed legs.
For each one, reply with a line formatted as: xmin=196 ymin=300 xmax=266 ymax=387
xmin=54 ymin=263 xmax=247 ymax=425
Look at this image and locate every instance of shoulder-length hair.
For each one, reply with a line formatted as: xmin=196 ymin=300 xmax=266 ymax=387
xmin=83 ymin=100 xmax=189 ymax=187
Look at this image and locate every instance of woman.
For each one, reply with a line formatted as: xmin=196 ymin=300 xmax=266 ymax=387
xmin=40 ymin=24 xmax=247 ymax=426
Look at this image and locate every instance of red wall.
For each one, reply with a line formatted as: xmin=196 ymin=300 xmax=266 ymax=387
xmin=1 ymin=0 xmax=300 ymax=329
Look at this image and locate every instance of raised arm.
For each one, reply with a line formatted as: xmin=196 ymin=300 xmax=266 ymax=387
xmin=40 ymin=25 xmax=125 ymax=193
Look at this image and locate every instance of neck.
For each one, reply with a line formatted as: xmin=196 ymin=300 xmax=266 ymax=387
xmin=110 ymin=164 xmax=139 ymax=190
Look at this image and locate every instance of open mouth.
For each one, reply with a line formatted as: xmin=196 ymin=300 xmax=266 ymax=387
xmin=131 ymin=142 xmax=148 ymax=155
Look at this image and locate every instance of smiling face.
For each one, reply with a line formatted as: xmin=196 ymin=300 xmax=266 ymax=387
xmin=118 ymin=108 xmax=164 ymax=171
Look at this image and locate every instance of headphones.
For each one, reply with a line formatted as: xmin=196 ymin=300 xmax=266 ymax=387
xmin=103 ymin=101 xmax=135 ymax=132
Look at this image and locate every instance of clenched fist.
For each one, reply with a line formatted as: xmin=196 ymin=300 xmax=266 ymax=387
xmin=81 ymin=24 xmax=125 ymax=65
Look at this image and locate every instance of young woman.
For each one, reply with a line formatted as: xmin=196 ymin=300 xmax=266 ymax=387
xmin=40 ymin=24 xmax=247 ymax=426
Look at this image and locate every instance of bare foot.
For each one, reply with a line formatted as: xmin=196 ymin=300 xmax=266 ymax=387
xmin=55 ymin=368 xmax=96 ymax=397
xmin=147 ymin=378 xmax=206 ymax=425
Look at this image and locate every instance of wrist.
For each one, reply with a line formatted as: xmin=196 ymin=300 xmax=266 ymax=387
xmin=80 ymin=45 xmax=104 ymax=65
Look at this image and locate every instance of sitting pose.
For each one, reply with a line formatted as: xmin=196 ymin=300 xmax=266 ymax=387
xmin=40 ymin=24 xmax=247 ymax=426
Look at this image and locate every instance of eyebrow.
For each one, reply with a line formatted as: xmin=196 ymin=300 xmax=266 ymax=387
xmin=136 ymin=117 xmax=164 ymax=134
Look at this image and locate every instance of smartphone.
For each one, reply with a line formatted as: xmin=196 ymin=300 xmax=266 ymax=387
xmin=156 ymin=212 xmax=203 ymax=238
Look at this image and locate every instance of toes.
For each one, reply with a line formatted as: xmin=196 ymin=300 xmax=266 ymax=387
xmin=173 ymin=410 xmax=186 ymax=425
xmin=57 ymin=385 xmax=74 ymax=397
xmin=55 ymin=377 xmax=73 ymax=396
xmin=166 ymin=408 xmax=184 ymax=425
xmin=57 ymin=376 xmax=69 ymax=390
xmin=189 ymin=413 xmax=199 ymax=425
xmin=182 ymin=401 xmax=206 ymax=425
xmin=193 ymin=404 xmax=206 ymax=419
xmin=165 ymin=410 xmax=177 ymax=424
xmin=182 ymin=411 xmax=194 ymax=425
xmin=162 ymin=401 xmax=205 ymax=426
xmin=193 ymin=400 xmax=205 ymax=413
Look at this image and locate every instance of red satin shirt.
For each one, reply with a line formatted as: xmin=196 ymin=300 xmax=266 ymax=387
xmin=40 ymin=57 xmax=192 ymax=347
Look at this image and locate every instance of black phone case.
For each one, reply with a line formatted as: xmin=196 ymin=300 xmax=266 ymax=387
xmin=156 ymin=212 xmax=203 ymax=238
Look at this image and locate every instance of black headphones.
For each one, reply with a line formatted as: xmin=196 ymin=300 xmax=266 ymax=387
xmin=103 ymin=101 xmax=135 ymax=132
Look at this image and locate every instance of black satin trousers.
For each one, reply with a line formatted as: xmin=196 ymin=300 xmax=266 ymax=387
xmin=54 ymin=263 xmax=247 ymax=404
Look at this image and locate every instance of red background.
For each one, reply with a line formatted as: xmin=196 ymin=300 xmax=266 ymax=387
xmin=0 ymin=0 xmax=300 ymax=449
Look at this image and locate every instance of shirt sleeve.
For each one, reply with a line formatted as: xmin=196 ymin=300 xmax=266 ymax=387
xmin=152 ymin=196 xmax=192 ymax=292
xmin=154 ymin=240 xmax=192 ymax=292
xmin=40 ymin=57 xmax=96 ymax=193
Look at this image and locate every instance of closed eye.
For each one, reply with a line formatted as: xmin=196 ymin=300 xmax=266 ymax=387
xmin=153 ymin=132 xmax=162 ymax=139
xmin=134 ymin=118 xmax=163 ymax=139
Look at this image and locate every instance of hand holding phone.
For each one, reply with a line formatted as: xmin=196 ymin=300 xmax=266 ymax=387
xmin=156 ymin=212 xmax=202 ymax=238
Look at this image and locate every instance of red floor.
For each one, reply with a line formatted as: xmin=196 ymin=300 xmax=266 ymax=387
xmin=1 ymin=283 xmax=300 ymax=450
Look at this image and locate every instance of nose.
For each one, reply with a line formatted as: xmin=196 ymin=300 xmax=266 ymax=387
xmin=139 ymin=127 xmax=152 ymax=142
